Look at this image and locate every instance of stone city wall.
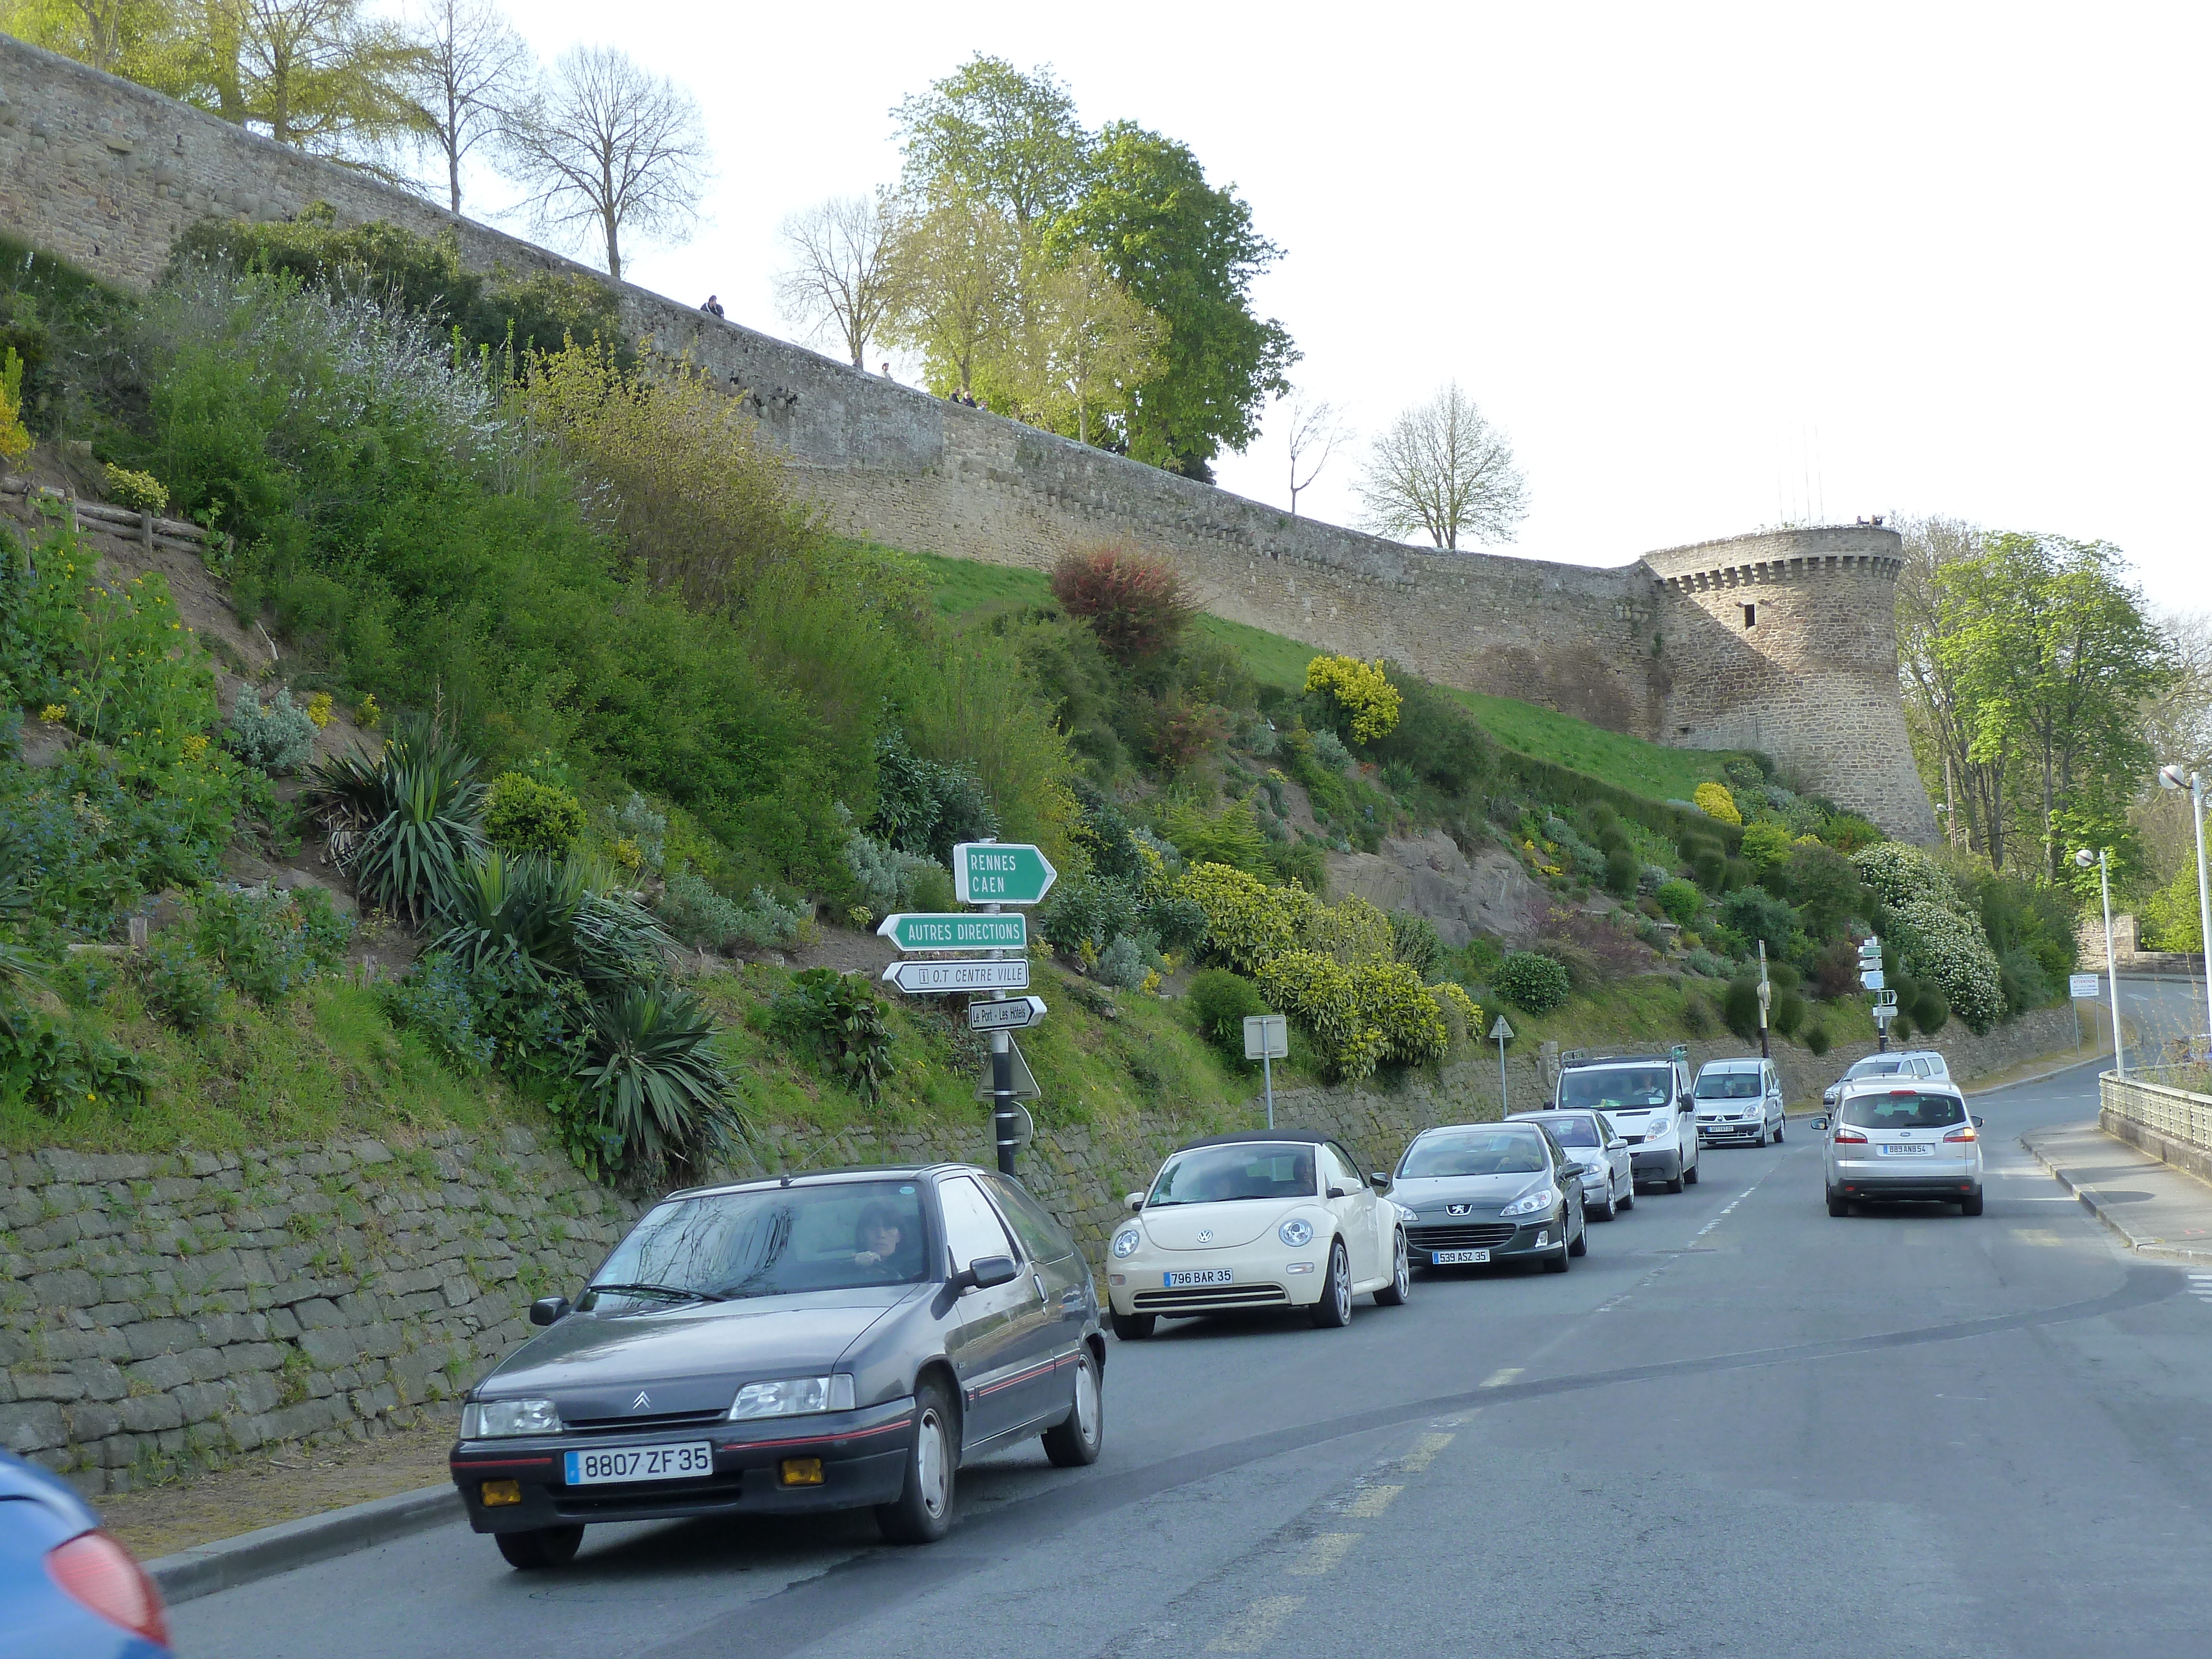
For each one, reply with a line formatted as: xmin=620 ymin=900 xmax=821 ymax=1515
xmin=0 ymin=35 xmax=1934 ymax=839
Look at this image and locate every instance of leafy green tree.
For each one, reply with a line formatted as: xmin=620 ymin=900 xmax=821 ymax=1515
xmin=0 ymin=0 xmax=189 ymax=82
xmin=1012 ymin=245 xmax=1165 ymax=445
xmin=883 ymin=193 xmax=1019 ymax=399
xmin=192 ymin=0 xmax=428 ymax=158
xmin=1057 ymin=123 xmax=1297 ymax=478
xmin=892 ymin=54 xmax=1092 ymax=236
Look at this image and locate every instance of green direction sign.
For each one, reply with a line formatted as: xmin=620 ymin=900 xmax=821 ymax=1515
xmin=876 ymin=912 xmax=1027 ymax=953
xmin=951 ymin=842 xmax=1058 ymax=906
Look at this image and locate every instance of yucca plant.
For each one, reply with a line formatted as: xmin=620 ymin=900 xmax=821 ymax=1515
xmin=435 ymin=848 xmax=670 ymax=985
xmin=306 ymin=714 xmax=485 ymax=922
xmin=579 ymin=981 xmax=739 ymax=1182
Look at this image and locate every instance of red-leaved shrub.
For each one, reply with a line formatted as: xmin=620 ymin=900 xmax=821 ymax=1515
xmin=1050 ymin=545 xmax=1196 ymax=663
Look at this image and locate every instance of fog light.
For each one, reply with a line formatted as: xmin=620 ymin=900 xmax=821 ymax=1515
xmin=1108 ymin=1274 xmax=1125 ymax=1286
xmin=780 ymin=1457 xmax=825 ymax=1487
xmin=1285 ymin=1262 xmax=1316 ymax=1274
xmin=480 ymin=1479 xmax=521 ymax=1507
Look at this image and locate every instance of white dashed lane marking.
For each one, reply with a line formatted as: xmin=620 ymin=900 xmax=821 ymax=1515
xmin=2189 ymin=1274 xmax=2212 ymax=1304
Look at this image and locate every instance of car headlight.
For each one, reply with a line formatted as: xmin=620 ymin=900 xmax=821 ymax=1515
xmin=729 ymin=1375 xmax=855 ymax=1420
xmin=1392 ymin=1201 xmax=1419 ymax=1224
xmin=1644 ymin=1116 xmax=1673 ymax=1140
xmin=1500 ymin=1185 xmax=1559 ymax=1218
xmin=1279 ymin=1218 xmax=1314 ymax=1248
xmin=462 ymin=1397 xmax=562 ymax=1438
xmin=1110 ymin=1227 xmax=1142 ymax=1258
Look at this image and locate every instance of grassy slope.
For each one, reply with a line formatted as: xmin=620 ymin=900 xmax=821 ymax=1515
xmin=903 ymin=549 xmax=1740 ymax=802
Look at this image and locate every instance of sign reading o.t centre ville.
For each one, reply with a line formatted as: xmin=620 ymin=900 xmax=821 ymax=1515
xmin=951 ymin=842 xmax=1058 ymax=906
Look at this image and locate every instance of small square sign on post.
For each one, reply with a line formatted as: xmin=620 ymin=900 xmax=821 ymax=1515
xmin=1244 ymin=1014 xmax=1288 ymax=1130
xmin=2069 ymin=973 xmax=2100 ymax=1000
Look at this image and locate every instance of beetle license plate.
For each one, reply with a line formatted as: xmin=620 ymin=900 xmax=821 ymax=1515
xmin=1163 ymin=1269 xmax=1233 ymax=1287
xmin=1431 ymin=1249 xmax=1490 ymax=1264
xmin=1879 ymin=1144 xmax=1935 ymax=1156
xmin=563 ymin=1442 xmax=714 ymax=1485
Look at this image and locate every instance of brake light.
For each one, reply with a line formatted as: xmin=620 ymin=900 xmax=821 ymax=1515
xmin=1943 ymin=1125 xmax=1978 ymax=1142
xmin=1833 ymin=1128 xmax=1869 ymax=1144
xmin=47 ymin=1532 xmax=170 ymax=1647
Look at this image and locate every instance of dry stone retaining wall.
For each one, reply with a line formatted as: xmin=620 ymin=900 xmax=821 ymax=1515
xmin=0 ymin=34 xmax=1935 ymax=841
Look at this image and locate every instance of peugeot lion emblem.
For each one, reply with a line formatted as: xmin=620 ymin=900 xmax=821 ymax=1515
xmin=1196 ymin=1229 xmax=1214 ymax=1244
xmin=632 ymin=1391 xmax=652 ymax=1411
xmin=1447 ymin=1203 xmax=1474 ymax=1215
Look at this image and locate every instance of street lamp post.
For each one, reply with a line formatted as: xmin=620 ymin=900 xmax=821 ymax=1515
xmin=2157 ymin=764 xmax=2212 ymax=1055
xmin=2075 ymin=847 xmax=2125 ymax=1079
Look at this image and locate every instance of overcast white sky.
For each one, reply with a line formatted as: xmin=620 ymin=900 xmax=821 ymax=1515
xmin=441 ymin=1 xmax=2207 ymax=612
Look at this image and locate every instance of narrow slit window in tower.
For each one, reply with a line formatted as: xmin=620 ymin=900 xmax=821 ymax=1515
xmin=1741 ymin=603 xmax=1757 ymax=629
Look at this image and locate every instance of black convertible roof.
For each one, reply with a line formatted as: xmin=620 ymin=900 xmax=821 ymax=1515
xmin=1175 ymin=1129 xmax=1338 ymax=1151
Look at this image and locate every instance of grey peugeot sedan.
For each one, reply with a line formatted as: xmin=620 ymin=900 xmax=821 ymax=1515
xmin=449 ymin=1165 xmax=1104 ymax=1569
xmin=1394 ymin=1122 xmax=1588 ymax=1272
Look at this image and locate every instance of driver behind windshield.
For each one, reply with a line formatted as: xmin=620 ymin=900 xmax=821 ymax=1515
xmin=851 ymin=1199 xmax=926 ymax=1276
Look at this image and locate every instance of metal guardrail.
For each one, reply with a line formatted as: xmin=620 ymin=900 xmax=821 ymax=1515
xmin=2103 ymin=1069 xmax=2212 ymax=1154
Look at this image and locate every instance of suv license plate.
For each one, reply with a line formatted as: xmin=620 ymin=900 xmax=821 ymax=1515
xmin=1164 ymin=1269 xmax=1232 ymax=1287
xmin=1879 ymin=1144 xmax=1936 ymax=1156
xmin=563 ymin=1442 xmax=714 ymax=1485
xmin=1432 ymin=1249 xmax=1489 ymax=1264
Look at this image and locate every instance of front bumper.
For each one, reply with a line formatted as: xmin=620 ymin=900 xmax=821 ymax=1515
xmin=1405 ymin=1218 xmax=1561 ymax=1263
xmin=1629 ymin=1145 xmax=1683 ymax=1180
xmin=450 ymin=1397 xmax=915 ymax=1532
xmin=1107 ymin=1253 xmax=1325 ymax=1316
xmin=1698 ymin=1118 xmax=1763 ymax=1143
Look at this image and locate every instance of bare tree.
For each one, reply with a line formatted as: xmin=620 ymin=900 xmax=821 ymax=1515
xmin=1282 ymin=393 xmax=1349 ymax=519
xmin=774 ymin=195 xmax=901 ymax=368
xmin=499 ymin=45 xmax=711 ymax=282
xmin=1354 ymin=382 xmax=1527 ymax=551
xmin=404 ymin=0 xmax=532 ymax=214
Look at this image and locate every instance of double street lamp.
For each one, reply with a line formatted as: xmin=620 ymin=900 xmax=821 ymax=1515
xmin=2157 ymin=764 xmax=2212 ymax=1056
xmin=2074 ymin=846 xmax=2125 ymax=1079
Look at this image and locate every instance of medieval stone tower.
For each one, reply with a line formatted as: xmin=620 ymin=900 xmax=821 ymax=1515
xmin=0 ymin=35 xmax=1939 ymax=842
xmin=1643 ymin=528 xmax=1936 ymax=841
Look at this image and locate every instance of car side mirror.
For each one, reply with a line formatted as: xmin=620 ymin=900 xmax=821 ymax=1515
xmin=1810 ymin=1117 xmax=1828 ymax=1132
xmin=1326 ymin=1186 xmax=1348 ymax=1201
xmin=958 ymin=1255 xmax=1019 ymax=1291
xmin=1971 ymin=1115 xmax=1985 ymax=1128
xmin=1608 ymin=1138 xmax=1627 ymax=1150
xmin=529 ymin=1296 xmax=569 ymax=1327
xmin=1125 ymin=1191 xmax=1145 ymax=1211
xmin=1368 ymin=1172 xmax=1390 ymax=1192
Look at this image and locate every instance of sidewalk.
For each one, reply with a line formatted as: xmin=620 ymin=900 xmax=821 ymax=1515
xmin=2021 ymin=1120 xmax=2212 ymax=1263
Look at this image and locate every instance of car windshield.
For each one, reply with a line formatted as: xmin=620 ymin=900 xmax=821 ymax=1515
xmin=1845 ymin=1057 xmax=1906 ymax=1079
xmin=1525 ymin=1115 xmax=1599 ymax=1147
xmin=1149 ymin=1144 xmax=1315 ymax=1206
xmin=587 ymin=1181 xmax=931 ymax=1304
xmin=1402 ymin=1129 xmax=1549 ymax=1177
xmin=1697 ymin=1072 xmax=1762 ymax=1099
xmin=1558 ymin=1066 xmax=1673 ymax=1109
xmin=1839 ymin=1092 xmax=1967 ymax=1130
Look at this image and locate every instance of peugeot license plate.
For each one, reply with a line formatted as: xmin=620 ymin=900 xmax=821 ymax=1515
xmin=1878 ymin=1144 xmax=1935 ymax=1157
xmin=562 ymin=1442 xmax=713 ymax=1485
xmin=1164 ymin=1269 xmax=1233 ymax=1287
xmin=1431 ymin=1249 xmax=1489 ymax=1264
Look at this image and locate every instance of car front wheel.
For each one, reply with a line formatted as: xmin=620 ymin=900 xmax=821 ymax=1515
xmin=1110 ymin=1310 xmax=1155 ymax=1341
xmin=1374 ymin=1229 xmax=1411 ymax=1306
xmin=1773 ymin=1116 xmax=1785 ymax=1144
xmin=1041 ymin=1346 xmax=1104 ymax=1467
xmin=495 ymin=1526 xmax=582 ymax=1571
xmin=1311 ymin=1239 xmax=1353 ymax=1328
xmin=877 ymin=1380 xmax=956 ymax=1543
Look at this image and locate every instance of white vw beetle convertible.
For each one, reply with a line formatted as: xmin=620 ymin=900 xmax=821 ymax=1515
xmin=1104 ymin=1130 xmax=1411 ymax=1338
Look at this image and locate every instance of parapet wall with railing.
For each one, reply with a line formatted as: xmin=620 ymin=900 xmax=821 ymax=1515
xmin=2100 ymin=1067 xmax=2212 ymax=1186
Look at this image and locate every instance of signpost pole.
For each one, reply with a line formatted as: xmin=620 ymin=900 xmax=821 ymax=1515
xmin=980 ymin=838 xmax=1018 ymax=1177
xmin=1756 ymin=940 xmax=1771 ymax=1061
xmin=1262 ymin=1052 xmax=1274 ymax=1130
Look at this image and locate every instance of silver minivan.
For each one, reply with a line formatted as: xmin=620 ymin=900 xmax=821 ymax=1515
xmin=1693 ymin=1057 xmax=1785 ymax=1146
xmin=1820 ymin=1083 xmax=1985 ymax=1215
xmin=1820 ymin=1050 xmax=1952 ymax=1109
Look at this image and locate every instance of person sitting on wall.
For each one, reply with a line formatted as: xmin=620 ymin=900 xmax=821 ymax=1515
xmin=701 ymin=294 xmax=726 ymax=318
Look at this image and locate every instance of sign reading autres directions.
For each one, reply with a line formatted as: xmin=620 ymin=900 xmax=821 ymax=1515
xmin=875 ymin=912 xmax=1027 ymax=953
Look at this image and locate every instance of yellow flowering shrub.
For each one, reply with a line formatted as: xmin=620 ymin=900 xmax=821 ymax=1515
xmin=1302 ymin=892 xmax=1393 ymax=966
xmin=1430 ymin=980 xmax=1483 ymax=1050
xmin=1177 ymin=862 xmax=1316 ymax=974
xmin=0 ymin=347 xmax=30 ymax=461
xmin=39 ymin=703 xmax=66 ymax=723
xmin=101 ymin=463 xmax=169 ymax=515
xmin=1303 ymin=655 xmax=1402 ymax=742
xmin=305 ymin=691 xmax=334 ymax=729
xmin=1693 ymin=781 xmax=1742 ymax=825
xmin=356 ymin=694 xmax=383 ymax=729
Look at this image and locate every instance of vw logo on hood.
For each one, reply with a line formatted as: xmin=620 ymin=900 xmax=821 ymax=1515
xmin=1196 ymin=1229 xmax=1214 ymax=1243
xmin=1446 ymin=1203 xmax=1474 ymax=1215
xmin=631 ymin=1391 xmax=652 ymax=1411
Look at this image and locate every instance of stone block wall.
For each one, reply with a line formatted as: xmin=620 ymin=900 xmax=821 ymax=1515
xmin=0 ymin=35 xmax=1936 ymax=840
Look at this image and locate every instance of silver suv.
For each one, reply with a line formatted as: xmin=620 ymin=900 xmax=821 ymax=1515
xmin=1820 ymin=1083 xmax=1985 ymax=1215
xmin=1820 ymin=1050 xmax=1952 ymax=1109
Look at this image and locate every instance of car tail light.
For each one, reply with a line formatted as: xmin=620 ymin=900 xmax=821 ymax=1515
xmin=1944 ymin=1125 xmax=1978 ymax=1142
xmin=1833 ymin=1128 xmax=1869 ymax=1144
xmin=48 ymin=1531 xmax=170 ymax=1647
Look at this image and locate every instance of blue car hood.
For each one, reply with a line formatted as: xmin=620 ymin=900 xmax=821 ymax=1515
xmin=477 ymin=1285 xmax=921 ymax=1419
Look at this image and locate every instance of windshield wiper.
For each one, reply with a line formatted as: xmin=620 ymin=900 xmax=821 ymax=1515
xmin=587 ymin=1282 xmax=726 ymax=1303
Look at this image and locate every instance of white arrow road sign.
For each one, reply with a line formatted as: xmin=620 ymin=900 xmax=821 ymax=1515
xmin=881 ymin=957 xmax=1031 ymax=994
xmin=969 ymin=995 xmax=1048 ymax=1032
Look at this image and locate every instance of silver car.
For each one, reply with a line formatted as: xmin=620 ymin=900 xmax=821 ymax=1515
xmin=1820 ymin=1050 xmax=1952 ymax=1109
xmin=1693 ymin=1057 xmax=1785 ymax=1146
xmin=1819 ymin=1083 xmax=1985 ymax=1215
xmin=1506 ymin=1109 xmax=1634 ymax=1220
xmin=1395 ymin=1123 xmax=1588 ymax=1274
